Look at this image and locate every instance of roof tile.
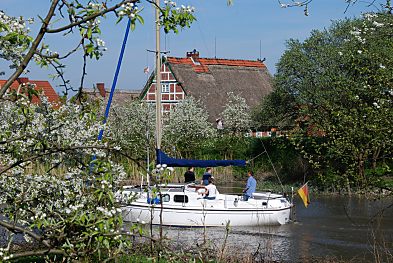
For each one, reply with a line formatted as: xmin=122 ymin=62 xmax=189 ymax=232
xmin=168 ymin=57 xmax=266 ymax=70
xmin=167 ymin=57 xmax=266 ymax=75
xmin=0 ymin=79 xmax=60 ymax=104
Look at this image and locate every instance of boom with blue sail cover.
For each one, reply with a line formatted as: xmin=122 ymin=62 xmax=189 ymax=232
xmin=156 ymin=149 xmax=246 ymax=167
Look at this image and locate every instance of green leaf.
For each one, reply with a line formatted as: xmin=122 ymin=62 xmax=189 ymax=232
xmin=136 ymin=15 xmax=144 ymax=25
xmin=85 ymin=43 xmax=94 ymax=54
xmin=116 ymin=16 xmax=123 ymax=24
xmin=87 ymin=27 xmax=93 ymax=39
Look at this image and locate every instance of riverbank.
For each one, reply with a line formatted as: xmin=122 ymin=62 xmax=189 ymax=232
xmin=234 ymin=179 xmax=393 ymax=198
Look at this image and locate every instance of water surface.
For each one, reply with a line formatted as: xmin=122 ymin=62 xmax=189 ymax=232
xmin=156 ymin=194 xmax=393 ymax=262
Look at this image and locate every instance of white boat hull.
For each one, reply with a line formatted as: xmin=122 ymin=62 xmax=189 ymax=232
xmin=120 ymin=186 xmax=292 ymax=227
xmin=122 ymin=204 xmax=291 ymax=226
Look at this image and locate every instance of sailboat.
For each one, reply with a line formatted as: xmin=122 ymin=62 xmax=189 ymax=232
xmin=119 ymin=0 xmax=292 ymax=226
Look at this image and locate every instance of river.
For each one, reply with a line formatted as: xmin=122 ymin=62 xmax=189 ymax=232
xmin=151 ymin=192 xmax=393 ymax=262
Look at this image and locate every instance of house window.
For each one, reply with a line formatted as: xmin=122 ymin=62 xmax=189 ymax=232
xmin=161 ymin=83 xmax=170 ymax=93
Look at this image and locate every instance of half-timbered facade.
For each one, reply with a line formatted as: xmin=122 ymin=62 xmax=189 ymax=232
xmin=141 ymin=63 xmax=185 ymax=114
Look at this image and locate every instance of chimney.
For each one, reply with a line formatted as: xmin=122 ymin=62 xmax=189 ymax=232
xmin=17 ymin=77 xmax=29 ymax=84
xmin=186 ymin=49 xmax=200 ymax=60
xmin=96 ymin=83 xmax=106 ymax=98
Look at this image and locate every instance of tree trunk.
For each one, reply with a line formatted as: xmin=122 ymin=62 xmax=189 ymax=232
xmin=357 ymin=153 xmax=366 ymax=186
xmin=372 ymin=147 xmax=381 ymax=170
xmin=346 ymin=176 xmax=351 ymax=195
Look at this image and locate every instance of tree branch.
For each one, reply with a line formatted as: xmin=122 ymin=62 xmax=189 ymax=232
xmin=10 ymin=249 xmax=66 ymax=260
xmin=46 ymin=0 xmax=136 ymax=34
xmin=0 ymin=0 xmax=59 ymax=99
xmin=0 ymin=220 xmax=51 ymax=248
xmin=77 ymin=42 xmax=88 ymax=100
xmin=0 ymin=145 xmax=144 ymax=175
xmin=48 ymin=59 xmax=72 ymax=96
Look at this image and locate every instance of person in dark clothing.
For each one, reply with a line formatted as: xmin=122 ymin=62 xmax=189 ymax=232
xmin=202 ymin=167 xmax=212 ymax=186
xmin=184 ymin=167 xmax=195 ymax=183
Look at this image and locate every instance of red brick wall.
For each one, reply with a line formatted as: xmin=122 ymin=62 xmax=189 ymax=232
xmin=144 ymin=63 xmax=185 ymax=112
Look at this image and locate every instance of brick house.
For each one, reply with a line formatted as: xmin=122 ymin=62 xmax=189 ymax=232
xmin=139 ymin=50 xmax=273 ymax=122
xmin=0 ymin=77 xmax=60 ymax=104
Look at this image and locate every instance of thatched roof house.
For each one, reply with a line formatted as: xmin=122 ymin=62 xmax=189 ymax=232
xmin=140 ymin=50 xmax=273 ymax=122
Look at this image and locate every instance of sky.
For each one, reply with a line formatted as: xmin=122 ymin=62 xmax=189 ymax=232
xmin=0 ymin=0 xmax=385 ymax=95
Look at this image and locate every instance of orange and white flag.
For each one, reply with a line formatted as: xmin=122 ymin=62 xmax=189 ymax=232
xmin=297 ymin=182 xmax=310 ymax=208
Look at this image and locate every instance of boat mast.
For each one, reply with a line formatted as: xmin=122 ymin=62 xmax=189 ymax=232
xmin=155 ymin=0 xmax=162 ymax=150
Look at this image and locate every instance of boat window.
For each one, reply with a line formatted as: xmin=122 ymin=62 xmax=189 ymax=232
xmin=174 ymin=195 xmax=188 ymax=203
xmin=162 ymin=194 xmax=170 ymax=202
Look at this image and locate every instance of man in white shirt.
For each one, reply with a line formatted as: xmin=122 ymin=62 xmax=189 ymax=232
xmin=204 ymin=178 xmax=218 ymax=200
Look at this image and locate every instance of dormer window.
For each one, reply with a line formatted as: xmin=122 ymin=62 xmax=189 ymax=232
xmin=161 ymin=83 xmax=170 ymax=93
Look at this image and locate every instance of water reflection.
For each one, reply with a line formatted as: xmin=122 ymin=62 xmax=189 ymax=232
xmin=143 ymin=195 xmax=393 ymax=262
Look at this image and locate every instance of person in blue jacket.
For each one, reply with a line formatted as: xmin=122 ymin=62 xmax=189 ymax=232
xmin=243 ymin=170 xmax=256 ymax=201
xmin=202 ymin=167 xmax=212 ymax=186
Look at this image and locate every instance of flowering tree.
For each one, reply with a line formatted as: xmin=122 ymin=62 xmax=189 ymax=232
xmin=0 ymin=0 xmax=195 ymax=98
xmin=163 ymin=97 xmax=215 ymax=157
xmin=0 ymin=95 xmax=142 ymax=261
xmin=0 ymin=1 xmax=197 ymax=258
xmin=110 ymin=100 xmax=156 ymax=161
xmin=221 ymin=92 xmax=252 ymax=136
xmin=210 ymin=92 xmax=252 ymax=162
xmin=264 ymin=12 xmax=393 ymax=187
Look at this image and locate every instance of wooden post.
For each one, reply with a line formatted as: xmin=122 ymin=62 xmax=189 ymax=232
xmin=155 ymin=0 xmax=162 ymax=150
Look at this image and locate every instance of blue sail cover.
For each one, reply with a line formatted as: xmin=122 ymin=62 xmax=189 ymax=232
xmin=156 ymin=149 xmax=246 ymax=167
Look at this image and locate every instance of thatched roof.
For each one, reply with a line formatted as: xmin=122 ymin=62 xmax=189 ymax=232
xmin=140 ymin=51 xmax=273 ymax=122
xmin=166 ymin=54 xmax=272 ymax=122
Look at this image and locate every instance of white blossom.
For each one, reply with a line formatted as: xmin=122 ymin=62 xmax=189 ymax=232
xmin=0 ymin=96 xmax=130 ymax=260
xmin=221 ymin=92 xmax=252 ymax=134
xmin=372 ymin=21 xmax=384 ymax=27
xmin=163 ymin=96 xmax=215 ymax=151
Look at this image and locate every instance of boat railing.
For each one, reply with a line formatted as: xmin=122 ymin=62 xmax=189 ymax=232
xmin=182 ymin=186 xmax=186 ymax=207
xmin=267 ymin=192 xmax=271 ymax=206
